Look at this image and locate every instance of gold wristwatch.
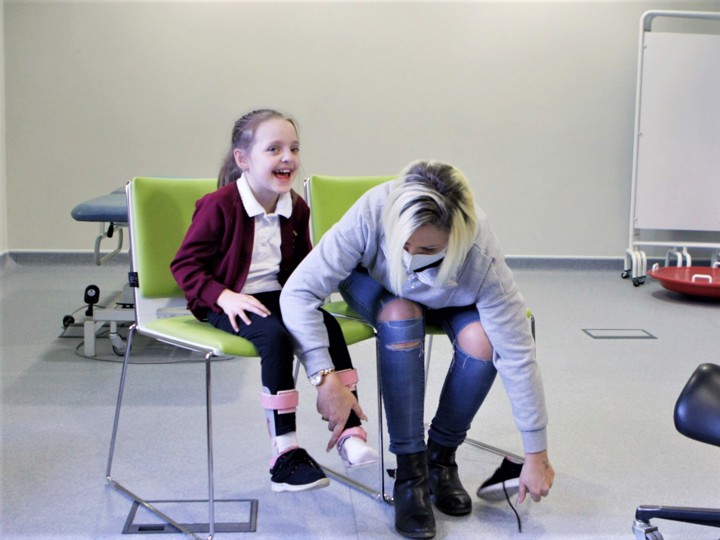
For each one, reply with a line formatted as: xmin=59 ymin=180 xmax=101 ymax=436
xmin=308 ymin=368 xmax=335 ymax=386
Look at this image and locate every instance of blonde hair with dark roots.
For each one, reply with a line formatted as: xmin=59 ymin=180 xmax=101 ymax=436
xmin=382 ymin=160 xmax=478 ymax=295
xmin=217 ymin=109 xmax=298 ymax=188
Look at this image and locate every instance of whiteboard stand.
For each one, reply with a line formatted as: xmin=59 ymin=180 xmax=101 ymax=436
xmin=623 ymin=10 xmax=720 ymax=286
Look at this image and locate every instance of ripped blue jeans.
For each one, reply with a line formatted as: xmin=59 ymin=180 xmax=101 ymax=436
xmin=339 ymin=267 xmax=497 ymax=455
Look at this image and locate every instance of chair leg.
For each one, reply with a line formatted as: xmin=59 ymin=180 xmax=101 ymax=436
xmin=106 ymin=324 xmax=135 ymax=481
xmin=204 ymin=351 xmax=216 ymax=540
xmin=635 ymin=505 xmax=720 ymax=528
xmin=424 ymin=334 xmax=434 ymax=390
xmin=463 ymin=439 xmax=524 ymax=462
xmin=105 ymin=325 xmax=204 ymax=539
xmin=375 ymin=343 xmax=391 ymax=503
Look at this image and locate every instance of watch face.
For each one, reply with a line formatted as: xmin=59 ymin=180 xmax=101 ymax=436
xmin=309 ymin=368 xmax=333 ymax=386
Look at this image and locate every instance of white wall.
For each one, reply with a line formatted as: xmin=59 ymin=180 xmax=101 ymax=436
xmin=1 ymin=0 xmax=8 ymax=257
xmin=4 ymin=0 xmax=720 ymax=257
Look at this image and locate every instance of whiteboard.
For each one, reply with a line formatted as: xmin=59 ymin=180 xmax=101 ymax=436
xmin=634 ymin=31 xmax=720 ymax=232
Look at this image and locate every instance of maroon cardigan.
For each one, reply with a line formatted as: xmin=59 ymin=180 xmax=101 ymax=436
xmin=170 ymin=182 xmax=312 ymax=320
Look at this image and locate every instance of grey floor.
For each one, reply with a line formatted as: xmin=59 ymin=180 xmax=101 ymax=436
xmin=2 ymin=254 xmax=719 ymax=540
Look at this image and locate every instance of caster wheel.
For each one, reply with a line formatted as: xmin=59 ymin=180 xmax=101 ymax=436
xmin=632 ymin=277 xmax=645 ymax=287
xmin=633 ymin=519 xmax=664 ymax=540
xmin=110 ymin=333 xmax=126 ymax=356
xmin=621 ymin=270 xmax=630 ymax=279
xmin=62 ymin=315 xmax=75 ymax=328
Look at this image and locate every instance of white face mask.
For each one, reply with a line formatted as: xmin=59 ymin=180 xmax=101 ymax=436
xmin=402 ymin=248 xmax=447 ymax=273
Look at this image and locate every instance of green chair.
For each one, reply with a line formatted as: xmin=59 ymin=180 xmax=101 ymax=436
xmin=305 ymin=175 xmax=530 ymax=503
xmin=106 ymin=177 xmax=375 ymax=539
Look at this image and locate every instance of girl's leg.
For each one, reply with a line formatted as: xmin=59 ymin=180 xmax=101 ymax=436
xmin=320 ymin=307 xmax=378 ymax=467
xmin=320 ymin=308 xmax=361 ymax=429
xmin=208 ymin=300 xmax=297 ymax=445
xmin=208 ymin=293 xmax=329 ymax=492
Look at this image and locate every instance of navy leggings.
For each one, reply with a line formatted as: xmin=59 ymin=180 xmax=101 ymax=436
xmin=207 ymin=290 xmax=361 ymax=435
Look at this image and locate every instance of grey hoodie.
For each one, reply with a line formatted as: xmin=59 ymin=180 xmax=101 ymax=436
xmin=280 ymin=181 xmax=548 ymax=453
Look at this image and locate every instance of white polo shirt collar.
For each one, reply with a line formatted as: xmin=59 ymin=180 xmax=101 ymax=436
xmin=237 ymin=173 xmax=292 ymax=218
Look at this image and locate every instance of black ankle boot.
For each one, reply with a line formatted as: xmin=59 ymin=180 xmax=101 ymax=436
xmin=393 ymin=452 xmax=436 ymax=539
xmin=427 ymin=439 xmax=472 ymax=516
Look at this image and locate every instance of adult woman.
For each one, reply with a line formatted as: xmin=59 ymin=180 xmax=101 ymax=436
xmin=280 ymin=160 xmax=553 ymax=538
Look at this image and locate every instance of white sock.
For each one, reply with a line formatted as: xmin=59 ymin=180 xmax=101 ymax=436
xmin=338 ymin=434 xmax=379 ymax=467
xmin=271 ymin=432 xmax=299 ymax=459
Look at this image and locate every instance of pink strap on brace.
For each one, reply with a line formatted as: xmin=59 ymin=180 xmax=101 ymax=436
xmin=336 ymin=368 xmax=358 ymax=390
xmin=260 ymin=389 xmax=298 ymax=415
xmin=338 ymin=426 xmax=367 ymax=443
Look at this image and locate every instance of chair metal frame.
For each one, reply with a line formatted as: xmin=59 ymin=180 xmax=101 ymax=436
xmin=106 ymin=328 xmax=251 ymax=540
xmin=105 ymin=177 xmax=260 ymax=540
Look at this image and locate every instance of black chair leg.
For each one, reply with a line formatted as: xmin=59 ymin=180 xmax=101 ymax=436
xmin=634 ymin=505 xmax=720 ymax=539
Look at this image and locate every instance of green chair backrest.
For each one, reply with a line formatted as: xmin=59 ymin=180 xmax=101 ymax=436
xmin=129 ymin=177 xmax=216 ymax=299
xmin=305 ymin=175 xmax=395 ymax=245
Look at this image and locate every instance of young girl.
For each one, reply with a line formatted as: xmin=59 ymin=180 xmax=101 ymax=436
xmin=171 ymin=109 xmax=377 ymax=492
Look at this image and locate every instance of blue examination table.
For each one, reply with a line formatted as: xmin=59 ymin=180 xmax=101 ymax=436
xmin=71 ymin=187 xmax=128 ymax=265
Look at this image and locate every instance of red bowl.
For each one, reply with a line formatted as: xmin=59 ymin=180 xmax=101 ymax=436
xmin=648 ymin=266 xmax=720 ymax=298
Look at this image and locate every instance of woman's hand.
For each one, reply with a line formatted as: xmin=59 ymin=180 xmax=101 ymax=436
xmin=315 ymin=372 xmax=367 ymax=450
xmin=216 ymin=289 xmax=270 ymax=332
xmin=517 ymin=450 xmax=554 ymax=504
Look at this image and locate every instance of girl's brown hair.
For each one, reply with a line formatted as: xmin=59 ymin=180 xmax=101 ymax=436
xmin=217 ymin=109 xmax=298 ymax=188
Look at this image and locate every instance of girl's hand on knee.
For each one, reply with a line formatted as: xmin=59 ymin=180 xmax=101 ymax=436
xmin=216 ymin=290 xmax=270 ymax=332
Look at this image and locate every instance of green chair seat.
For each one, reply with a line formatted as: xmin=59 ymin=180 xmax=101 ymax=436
xmin=144 ymin=313 xmax=374 ymax=357
xmin=144 ymin=315 xmax=259 ymax=357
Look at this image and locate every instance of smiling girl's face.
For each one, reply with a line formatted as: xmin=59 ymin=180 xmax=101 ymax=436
xmin=234 ymin=117 xmax=300 ymax=212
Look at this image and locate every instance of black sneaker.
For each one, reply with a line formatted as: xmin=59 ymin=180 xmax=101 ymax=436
xmin=476 ymin=456 xmax=523 ymax=501
xmin=270 ymin=448 xmax=330 ymax=493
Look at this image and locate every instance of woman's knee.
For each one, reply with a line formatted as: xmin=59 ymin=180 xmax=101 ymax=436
xmin=377 ymin=299 xmax=424 ymax=350
xmin=456 ymin=322 xmax=493 ymax=360
xmin=378 ymin=298 xmax=422 ymax=322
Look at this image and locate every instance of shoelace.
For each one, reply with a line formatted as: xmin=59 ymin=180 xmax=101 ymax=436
xmin=502 ymin=481 xmax=522 ymax=533
xmin=271 ymin=455 xmax=295 ymax=477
